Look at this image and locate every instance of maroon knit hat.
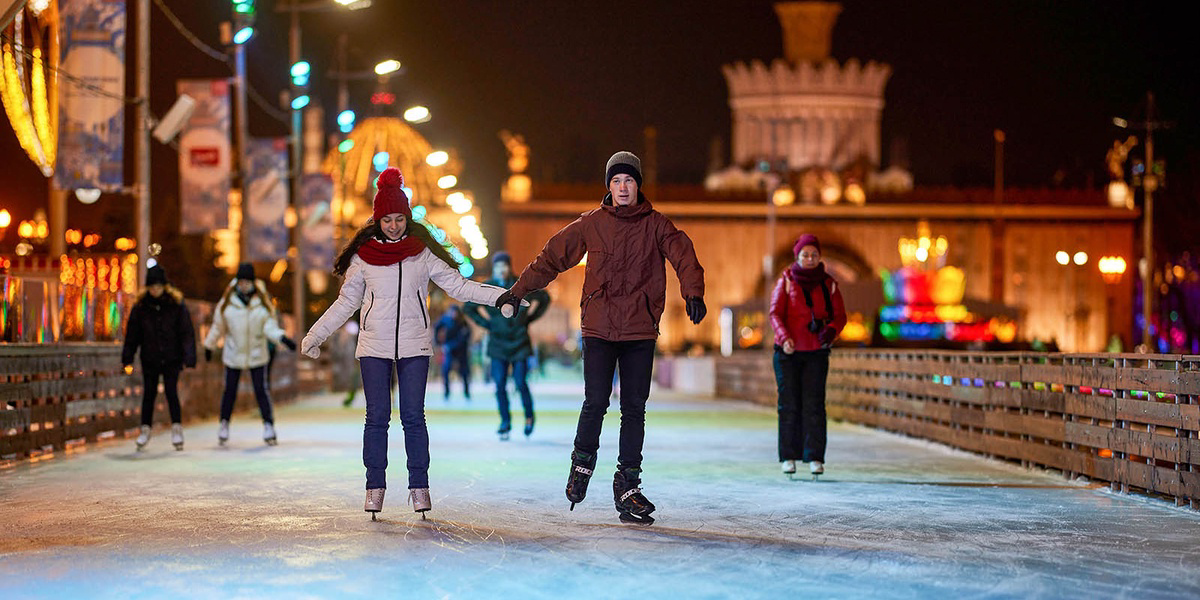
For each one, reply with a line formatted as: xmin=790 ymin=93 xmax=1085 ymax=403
xmin=793 ymin=233 xmax=820 ymax=256
xmin=373 ymin=167 xmax=412 ymax=222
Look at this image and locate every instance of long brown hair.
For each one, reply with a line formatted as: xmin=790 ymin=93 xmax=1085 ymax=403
xmin=333 ymin=219 xmax=460 ymax=277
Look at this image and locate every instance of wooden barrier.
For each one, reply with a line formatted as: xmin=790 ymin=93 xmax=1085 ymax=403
xmin=0 ymin=342 xmax=329 ymax=462
xmin=715 ymin=349 xmax=1200 ymax=508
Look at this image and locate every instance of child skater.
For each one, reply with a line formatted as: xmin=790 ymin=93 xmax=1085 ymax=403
xmin=301 ymin=167 xmax=512 ymax=520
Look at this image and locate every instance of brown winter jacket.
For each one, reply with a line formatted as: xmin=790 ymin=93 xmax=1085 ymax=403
xmin=510 ymin=192 xmax=705 ymax=342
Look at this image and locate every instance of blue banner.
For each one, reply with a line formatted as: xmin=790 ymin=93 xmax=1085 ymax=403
xmin=243 ymin=138 xmax=289 ymax=262
xmin=178 ymin=79 xmax=231 ymax=234
xmin=301 ymin=174 xmax=334 ymax=271
xmin=54 ymin=0 xmax=126 ymax=191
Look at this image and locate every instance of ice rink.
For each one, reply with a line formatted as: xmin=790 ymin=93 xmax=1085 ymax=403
xmin=3 ymin=374 xmax=1199 ymax=599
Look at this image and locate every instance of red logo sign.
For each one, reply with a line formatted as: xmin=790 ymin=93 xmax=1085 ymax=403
xmin=190 ymin=147 xmax=221 ymax=167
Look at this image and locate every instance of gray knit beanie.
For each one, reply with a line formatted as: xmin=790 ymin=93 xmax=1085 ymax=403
xmin=605 ymin=151 xmax=642 ymax=187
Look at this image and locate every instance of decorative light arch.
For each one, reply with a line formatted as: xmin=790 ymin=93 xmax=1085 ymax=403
xmin=0 ymin=1 xmax=58 ymax=177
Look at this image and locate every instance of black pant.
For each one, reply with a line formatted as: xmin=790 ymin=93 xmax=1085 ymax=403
xmin=140 ymin=363 xmax=182 ymax=426
xmin=219 ymin=366 xmax=274 ymax=424
xmin=773 ymin=347 xmax=830 ymax=462
xmin=576 ymin=337 xmax=656 ymax=471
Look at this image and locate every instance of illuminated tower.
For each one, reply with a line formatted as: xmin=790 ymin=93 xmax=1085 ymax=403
xmin=722 ymin=2 xmax=891 ymax=171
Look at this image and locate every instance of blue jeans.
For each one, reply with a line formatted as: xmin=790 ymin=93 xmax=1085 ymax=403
xmin=360 ymin=356 xmax=431 ymax=490
xmin=493 ymin=357 xmax=533 ymax=427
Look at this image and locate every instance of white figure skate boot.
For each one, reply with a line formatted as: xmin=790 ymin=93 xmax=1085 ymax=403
xmin=135 ymin=425 xmax=151 ymax=450
xmin=218 ymin=420 xmax=229 ymax=446
xmin=365 ymin=488 xmax=385 ymax=520
xmin=171 ymin=423 xmax=184 ymax=451
xmin=781 ymin=460 xmax=797 ymax=475
xmin=409 ymin=488 xmax=432 ymax=519
xmin=810 ymin=460 xmax=825 ymax=480
xmin=263 ymin=422 xmax=277 ymax=446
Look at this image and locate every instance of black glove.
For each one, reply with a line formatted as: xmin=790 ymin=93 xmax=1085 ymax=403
xmin=280 ymin=336 xmax=297 ymax=351
xmin=495 ymin=290 xmax=521 ymax=318
xmin=205 ymin=348 xmax=213 ymax=362
xmin=685 ymin=296 xmax=707 ymax=325
xmin=818 ymin=325 xmax=837 ymax=347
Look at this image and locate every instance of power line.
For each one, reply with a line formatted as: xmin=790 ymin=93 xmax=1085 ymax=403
xmin=245 ymin=82 xmax=290 ymax=124
xmin=0 ymin=32 xmax=141 ymax=105
xmin=151 ymin=0 xmax=231 ymax=64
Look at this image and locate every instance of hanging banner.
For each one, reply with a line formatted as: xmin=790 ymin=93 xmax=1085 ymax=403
xmin=178 ymin=79 xmax=231 ymax=233
xmin=301 ymin=174 xmax=334 ymax=271
xmin=243 ymin=137 xmax=289 ymax=262
xmin=54 ymin=0 xmax=126 ymax=191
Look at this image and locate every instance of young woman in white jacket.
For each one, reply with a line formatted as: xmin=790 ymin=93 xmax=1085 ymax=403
xmin=302 ymin=167 xmax=513 ymax=519
xmin=204 ymin=263 xmax=297 ymax=446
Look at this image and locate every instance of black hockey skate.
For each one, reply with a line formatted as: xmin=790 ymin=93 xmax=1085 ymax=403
xmin=613 ymin=468 xmax=656 ymax=525
xmin=497 ymin=421 xmax=511 ymax=441
xmin=565 ymin=450 xmax=597 ymax=510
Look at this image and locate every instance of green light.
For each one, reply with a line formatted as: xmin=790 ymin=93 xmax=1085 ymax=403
xmin=232 ymin=26 xmax=254 ymax=44
xmin=337 ymin=139 xmax=354 ymax=153
xmin=290 ymin=95 xmax=310 ymax=110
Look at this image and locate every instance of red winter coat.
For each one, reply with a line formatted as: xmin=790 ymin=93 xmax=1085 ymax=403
xmin=769 ymin=267 xmax=847 ymax=352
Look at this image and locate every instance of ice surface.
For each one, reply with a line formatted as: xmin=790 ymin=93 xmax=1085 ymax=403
xmin=2 ymin=373 xmax=1199 ymax=599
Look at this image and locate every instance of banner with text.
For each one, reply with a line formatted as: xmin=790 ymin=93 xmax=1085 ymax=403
xmin=243 ymin=138 xmax=290 ymax=262
xmin=178 ymin=79 xmax=231 ymax=233
xmin=55 ymin=0 xmax=126 ymax=191
xmin=301 ymin=174 xmax=334 ymax=271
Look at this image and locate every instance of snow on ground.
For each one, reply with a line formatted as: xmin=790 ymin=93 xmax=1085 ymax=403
xmin=2 ymin=372 xmax=1199 ymax=599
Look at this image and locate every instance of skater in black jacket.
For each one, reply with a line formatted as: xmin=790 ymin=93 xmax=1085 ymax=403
xmin=121 ymin=265 xmax=197 ymax=451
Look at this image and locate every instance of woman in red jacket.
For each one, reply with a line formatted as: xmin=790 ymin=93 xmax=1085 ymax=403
xmin=769 ymin=234 xmax=846 ymax=478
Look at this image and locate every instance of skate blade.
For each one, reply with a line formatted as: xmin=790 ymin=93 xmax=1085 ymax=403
xmin=265 ymin=439 xmax=278 ymax=446
xmin=371 ymin=513 xmax=377 ymax=521
xmin=218 ymin=439 xmax=228 ymax=447
xmin=618 ymin=512 xmax=655 ymax=525
xmin=174 ymin=444 xmax=183 ymax=451
xmin=570 ymin=502 xmax=576 ymax=511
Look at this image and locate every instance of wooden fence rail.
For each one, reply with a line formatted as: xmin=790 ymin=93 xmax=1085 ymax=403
xmin=715 ymin=349 xmax=1200 ymax=508
xmin=0 ymin=342 xmax=327 ymax=462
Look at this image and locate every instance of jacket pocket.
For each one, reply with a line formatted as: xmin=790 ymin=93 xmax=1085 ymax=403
xmin=415 ymin=290 xmax=428 ymax=329
xmin=362 ymin=292 xmax=375 ymax=332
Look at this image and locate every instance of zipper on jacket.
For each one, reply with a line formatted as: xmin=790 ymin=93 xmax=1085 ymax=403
xmin=416 ymin=289 xmax=428 ymax=329
xmin=362 ymin=292 xmax=374 ymax=330
xmin=394 ymin=262 xmax=403 ymax=360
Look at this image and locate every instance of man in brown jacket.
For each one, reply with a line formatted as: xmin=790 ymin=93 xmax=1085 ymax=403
xmin=496 ymin=151 xmax=706 ymax=524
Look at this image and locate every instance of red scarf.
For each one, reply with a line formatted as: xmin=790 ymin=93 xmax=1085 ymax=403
xmin=787 ymin=262 xmax=827 ymax=289
xmin=357 ymin=236 xmax=426 ymax=266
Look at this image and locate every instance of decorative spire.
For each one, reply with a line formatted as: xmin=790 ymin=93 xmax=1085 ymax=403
xmin=774 ymin=1 xmax=842 ymax=64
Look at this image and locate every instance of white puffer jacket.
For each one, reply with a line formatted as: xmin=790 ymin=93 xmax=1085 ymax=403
xmin=306 ymin=249 xmax=506 ymax=359
xmin=204 ymin=281 xmax=286 ymax=369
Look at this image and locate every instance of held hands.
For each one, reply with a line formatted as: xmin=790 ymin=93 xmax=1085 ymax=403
xmin=817 ymin=325 xmax=837 ymax=347
xmin=300 ymin=334 xmax=321 ymax=359
xmin=494 ymin=290 xmax=530 ymax=319
xmin=685 ymin=296 xmax=707 ymax=325
xmin=781 ymin=340 xmax=795 ymax=355
xmin=280 ymin=336 xmax=298 ymax=352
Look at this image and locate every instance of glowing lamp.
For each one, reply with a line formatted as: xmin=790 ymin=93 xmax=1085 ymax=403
xmin=426 ymin=151 xmax=449 ymax=167
xmin=1055 ymin=251 xmax=1070 ymax=266
xmin=437 ymin=175 xmax=457 ymax=189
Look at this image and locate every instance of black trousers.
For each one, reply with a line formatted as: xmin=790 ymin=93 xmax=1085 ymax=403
xmin=576 ymin=337 xmax=656 ymax=471
xmin=219 ymin=366 xmax=274 ymax=424
xmin=773 ymin=347 xmax=830 ymax=462
xmin=140 ymin=363 xmax=182 ymax=426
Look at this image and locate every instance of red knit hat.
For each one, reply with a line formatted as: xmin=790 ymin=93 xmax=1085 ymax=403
xmin=373 ymin=167 xmax=412 ymax=222
xmin=793 ymin=233 xmax=820 ymax=256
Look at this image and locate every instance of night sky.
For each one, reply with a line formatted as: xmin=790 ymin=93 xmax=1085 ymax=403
xmin=1 ymin=1 xmax=1196 ymax=246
